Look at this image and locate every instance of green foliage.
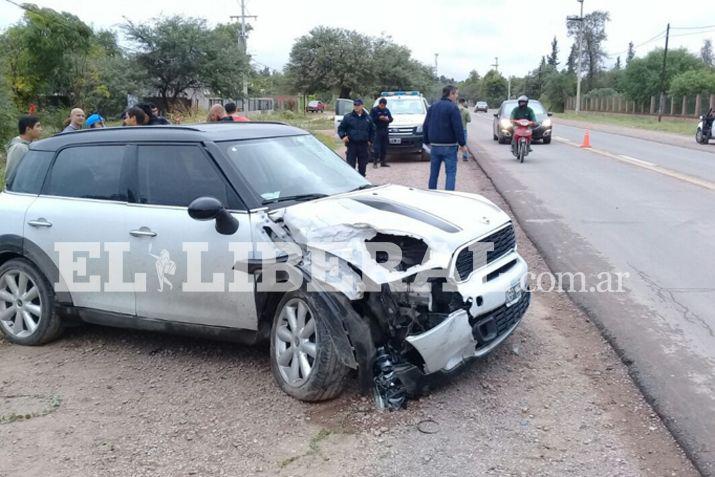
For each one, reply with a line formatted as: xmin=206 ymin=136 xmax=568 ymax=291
xmin=547 ymin=37 xmax=559 ymax=68
xmin=701 ymin=39 xmax=713 ymax=67
xmin=124 ymin=16 xmax=250 ymax=110
xmin=567 ymin=11 xmax=610 ymax=90
xmin=669 ymin=69 xmax=715 ymax=98
xmin=542 ymin=71 xmax=576 ymax=112
xmin=0 ymin=68 xmax=20 ymax=145
xmin=458 ymin=70 xmax=482 ymax=101
xmin=621 ymin=48 xmax=705 ymax=103
xmin=286 ymin=27 xmax=435 ymax=99
xmin=480 ymin=70 xmax=508 ymax=107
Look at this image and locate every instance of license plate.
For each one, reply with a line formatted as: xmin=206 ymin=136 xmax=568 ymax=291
xmin=505 ymin=283 xmax=522 ymax=307
xmin=389 ymin=137 xmax=402 ymax=144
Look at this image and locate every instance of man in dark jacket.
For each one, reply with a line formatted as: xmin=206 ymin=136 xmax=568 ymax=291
xmin=370 ymin=97 xmax=393 ymax=168
xmin=422 ymin=85 xmax=466 ymax=191
xmin=338 ymin=99 xmax=375 ymax=177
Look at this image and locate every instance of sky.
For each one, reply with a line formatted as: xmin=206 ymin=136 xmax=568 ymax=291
xmin=1 ymin=0 xmax=713 ymax=80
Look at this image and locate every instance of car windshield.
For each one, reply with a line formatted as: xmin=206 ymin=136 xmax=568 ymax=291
xmin=222 ymin=135 xmax=370 ymax=204
xmin=379 ymin=98 xmax=426 ymax=115
xmin=503 ymin=101 xmax=547 ymax=117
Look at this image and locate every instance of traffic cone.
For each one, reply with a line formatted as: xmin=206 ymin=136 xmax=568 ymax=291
xmin=579 ymin=129 xmax=592 ymax=148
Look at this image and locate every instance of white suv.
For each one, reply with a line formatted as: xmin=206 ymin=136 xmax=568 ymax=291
xmin=0 ymin=123 xmax=529 ymax=406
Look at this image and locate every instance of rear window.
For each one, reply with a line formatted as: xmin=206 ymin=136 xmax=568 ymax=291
xmin=44 ymin=145 xmax=128 ymax=201
xmin=5 ymin=150 xmax=53 ymax=195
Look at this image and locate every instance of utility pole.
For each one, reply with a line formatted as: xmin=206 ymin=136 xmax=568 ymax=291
xmin=434 ymin=53 xmax=439 ymax=76
xmin=570 ymin=0 xmax=585 ymax=113
xmin=657 ymin=23 xmax=670 ymax=122
xmin=507 ymin=76 xmax=512 ymax=99
xmin=230 ymin=0 xmax=257 ymax=101
xmin=491 ymin=57 xmax=499 ymax=72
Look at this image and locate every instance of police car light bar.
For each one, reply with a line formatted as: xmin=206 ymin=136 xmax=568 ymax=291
xmin=380 ymin=91 xmax=420 ymax=97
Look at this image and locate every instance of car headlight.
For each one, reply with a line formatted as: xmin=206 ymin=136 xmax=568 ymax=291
xmin=415 ymin=125 xmax=423 ymax=134
xmin=542 ymin=118 xmax=552 ymax=127
xmin=500 ymin=119 xmax=511 ymax=129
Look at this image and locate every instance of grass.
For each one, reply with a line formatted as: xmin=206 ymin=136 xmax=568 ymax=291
xmin=556 ymin=111 xmax=694 ymax=136
xmin=278 ymin=428 xmax=333 ymax=468
xmin=252 ymin=110 xmax=335 ymax=132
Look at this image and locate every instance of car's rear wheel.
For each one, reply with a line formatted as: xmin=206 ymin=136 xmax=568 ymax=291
xmin=0 ymin=258 xmax=62 ymax=345
xmin=270 ymin=292 xmax=349 ymax=402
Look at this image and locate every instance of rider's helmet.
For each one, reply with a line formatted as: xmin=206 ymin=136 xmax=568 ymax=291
xmin=517 ymin=95 xmax=529 ymax=107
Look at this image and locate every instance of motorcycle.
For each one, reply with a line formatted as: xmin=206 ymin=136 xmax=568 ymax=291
xmin=511 ymin=119 xmax=534 ymax=163
xmin=696 ymin=109 xmax=713 ymax=145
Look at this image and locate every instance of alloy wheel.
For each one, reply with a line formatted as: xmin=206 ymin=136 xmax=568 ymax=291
xmin=0 ymin=270 xmax=42 ymax=338
xmin=274 ymin=298 xmax=318 ymax=387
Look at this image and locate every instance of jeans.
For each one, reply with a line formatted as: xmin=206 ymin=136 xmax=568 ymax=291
xmin=373 ymin=129 xmax=388 ymax=164
xmin=462 ymin=129 xmax=469 ymax=159
xmin=346 ymin=141 xmax=370 ymax=176
xmin=428 ymin=145 xmax=458 ymax=191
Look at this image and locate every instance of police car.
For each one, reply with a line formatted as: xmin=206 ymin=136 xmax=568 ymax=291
xmin=334 ymin=92 xmax=429 ymax=160
xmin=375 ymin=91 xmax=429 ymax=159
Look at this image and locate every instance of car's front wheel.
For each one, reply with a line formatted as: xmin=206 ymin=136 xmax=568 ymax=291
xmin=0 ymin=258 xmax=62 ymax=345
xmin=270 ymin=291 xmax=349 ymax=401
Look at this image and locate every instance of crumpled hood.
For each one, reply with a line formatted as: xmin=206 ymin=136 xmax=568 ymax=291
xmin=273 ymin=184 xmax=511 ymax=284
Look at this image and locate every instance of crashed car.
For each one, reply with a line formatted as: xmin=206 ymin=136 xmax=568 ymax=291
xmin=0 ymin=123 xmax=530 ymax=407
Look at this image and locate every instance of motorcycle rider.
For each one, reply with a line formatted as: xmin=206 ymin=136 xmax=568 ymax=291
xmin=510 ymin=95 xmax=537 ymax=153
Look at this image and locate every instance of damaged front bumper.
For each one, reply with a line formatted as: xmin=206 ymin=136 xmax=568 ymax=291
xmin=406 ymin=255 xmax=529 ymax=375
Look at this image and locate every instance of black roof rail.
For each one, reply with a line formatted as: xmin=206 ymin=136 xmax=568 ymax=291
xmin=54 ymin=125 xmax=203 ymax=136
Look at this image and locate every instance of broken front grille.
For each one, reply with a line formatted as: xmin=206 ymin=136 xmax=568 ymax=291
xmin=454 ymin=224 xmax=516 ymax=281
xmin=470 ymin=290 xmax=530 ymax=346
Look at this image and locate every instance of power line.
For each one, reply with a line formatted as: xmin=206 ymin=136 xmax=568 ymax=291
xmin=671 ymin=24 xmax=715 ymax=30
xmin=606 ymin=29 xmax=666 ymax=58
xmin=669 ymin=29 xmax=715 ymax=39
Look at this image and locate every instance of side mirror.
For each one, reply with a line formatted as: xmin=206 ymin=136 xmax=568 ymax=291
xmin=188 ymin=196 xmax=239 ymax=235
xmin=547 ymin=112 xmax=553 ymax=117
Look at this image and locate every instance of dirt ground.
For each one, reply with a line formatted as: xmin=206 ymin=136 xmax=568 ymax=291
xmin=0 ymin=145 xmax=698 ymax=477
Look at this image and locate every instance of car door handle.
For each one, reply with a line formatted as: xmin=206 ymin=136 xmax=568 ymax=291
xmin=28 ymin=218 xmax=53 ymax=228
xmin=130 ymin=228 xmax=157 ymax=238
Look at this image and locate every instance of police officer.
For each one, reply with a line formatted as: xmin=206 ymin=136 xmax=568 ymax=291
xmin=370 ymin=97 xmax=393 ymax=168
xmin=338 ymin=98 xmax=375 ymax=177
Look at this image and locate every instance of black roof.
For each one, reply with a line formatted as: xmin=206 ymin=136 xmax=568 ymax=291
xmin=31 ymin=122 xmax=309 ymax=151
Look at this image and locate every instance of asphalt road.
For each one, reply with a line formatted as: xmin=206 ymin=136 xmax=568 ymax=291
xmin=468 ymin=111 xmax=715 ymax=475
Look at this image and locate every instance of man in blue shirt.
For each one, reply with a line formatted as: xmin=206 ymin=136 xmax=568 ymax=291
xmin=370 ymin=98 xmax=393 ymax=168
xmin=422 ymin=85 xmax=466 ymax=191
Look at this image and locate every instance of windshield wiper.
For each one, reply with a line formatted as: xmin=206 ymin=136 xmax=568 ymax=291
xmin=262 ymin=193 xmax=329 ymax=205
xmin=350 ymin=184 xmax=376 ymax=192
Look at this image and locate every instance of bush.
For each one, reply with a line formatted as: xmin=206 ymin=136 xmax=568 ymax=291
xmin=669 ymin=69 xmax=715 ymax=98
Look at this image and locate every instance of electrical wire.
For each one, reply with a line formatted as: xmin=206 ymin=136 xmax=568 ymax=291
xmin=605 ymin=30 xmax=667 ymax=58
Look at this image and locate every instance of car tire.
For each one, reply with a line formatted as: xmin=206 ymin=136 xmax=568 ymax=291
xmin=498 ymin=135 xmax=509 ymax=144
xmin=0 ymin=258 xmax=62 ymax=346
xmin=696 ymin=128 xmax=707 ymax=144
xmin=270 ymin=291 xmax=350 ymax=402
xmin=543 ymin=136 xmax=552 ymax=144
xmin=493 ymin=133 xmax=498 ymax=141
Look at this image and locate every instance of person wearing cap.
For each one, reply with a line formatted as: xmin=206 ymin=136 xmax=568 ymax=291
xmin=85 ymin=113 xmax=105 ymax=129
xmin=338 ymin=98 xmax=375 ymax=177
xmin=370 ymin=98 xmax=393 ymax=168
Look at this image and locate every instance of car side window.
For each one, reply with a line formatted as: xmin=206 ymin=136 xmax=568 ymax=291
xmin=5 ymin=150 xmax=53 ymax=194
xmin=44 ymin=145 xmax=128 ymax=201
xmin=137 ymin=145 xmax=238 ymax=208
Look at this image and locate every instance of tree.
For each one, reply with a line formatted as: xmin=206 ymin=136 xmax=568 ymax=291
xmin=370 ymin=37 xmax=434 ymax=95
xmin=626 ymin=41 xmax=635 ymax=65
xmin=567 ymin=10 xmax=610 ymax=91
xmin=286 ymin=27 xmax=374 ymax=98
xmin=566 ymin=43 xmax=578 ymax=74
xmin=480 ymin=69 xmax=508 ymax=106
xmin=459 ymin=70 xmax=482 ymax=101
xmin=670 ymin=69 xmax=715 ymax=98
xmin=124 ymin=16 xmax=250 ymax=111
xmin=701 ymin=39 xmax=713 ymax=67
xmin=547 ymin=37 xmax=559 ymax=68
xmin=543 ymin=71 xmax=576 ymax=112
xmin=621 ymin=48 xmax=704 ymax=104
xmin=614 ymin=56 xmax=622 ymax=70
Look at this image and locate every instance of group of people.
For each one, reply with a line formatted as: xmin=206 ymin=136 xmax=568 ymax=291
xmin=4 ymin=101 xmax=252 ymax=181
xmin=338 ymin=85 xmax=473 ymax=190
xmin=337 ymin=98 xmax=395 ymax=177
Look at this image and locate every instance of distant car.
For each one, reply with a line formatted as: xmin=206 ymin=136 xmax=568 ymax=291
xmin=306 ymin=100 xmax=325 ymax=113
xmin=493 ymin=99 xmax=553 ymax=144
xmin=474 ymin=101 xmax=488 ymax=113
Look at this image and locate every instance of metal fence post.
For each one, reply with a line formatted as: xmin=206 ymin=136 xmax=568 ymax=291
xmin=695 ymin=94 xmax=702 ymax=117
xmin=681 ymin=96 xmax=687 ymax=116
xmin=670 ymin=96 xmax=675 ymax=115
xmin=649 ymin=96 xmax=656 ymax=115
